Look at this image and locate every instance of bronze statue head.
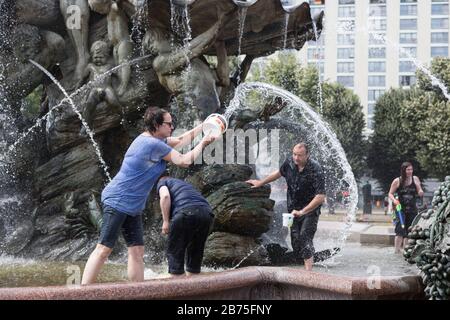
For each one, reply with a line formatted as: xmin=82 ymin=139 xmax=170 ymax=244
xmin=90 ymin=41 xmax=110 ymax=65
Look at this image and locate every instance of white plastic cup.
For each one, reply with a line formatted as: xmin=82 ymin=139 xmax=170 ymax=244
xmin=282 ymin=213 xmax=294 ymax=228
xmin=202 ymin=113 xmax=228 ymax=138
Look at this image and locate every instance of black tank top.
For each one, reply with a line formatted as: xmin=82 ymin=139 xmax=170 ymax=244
xmin=398 ymin=178 xmax=417 ymax=214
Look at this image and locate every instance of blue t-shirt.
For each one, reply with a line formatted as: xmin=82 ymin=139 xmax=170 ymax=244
xmin=156 ymin=178 xmax=211 ymax=218
xmin=101 ymin=134 xmax=172 ymax=216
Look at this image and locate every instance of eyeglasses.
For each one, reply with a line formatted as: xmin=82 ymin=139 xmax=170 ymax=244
xmin=163 ymin=121 xmax=174 ymax=128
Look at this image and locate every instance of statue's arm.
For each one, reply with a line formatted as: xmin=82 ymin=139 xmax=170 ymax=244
xmin=215 ymin=40 xmax=230 ymax=87
xmin=158 ymin=11 xmax=232 ymax=75
xmin=117 ymin=0 xmax=136 ymax=19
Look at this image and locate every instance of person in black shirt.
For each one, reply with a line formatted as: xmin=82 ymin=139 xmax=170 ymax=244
xmin=247 ymin=143 xmax=325 ymax=271
xmin=388 ymin=162 xmax=424 ymax=254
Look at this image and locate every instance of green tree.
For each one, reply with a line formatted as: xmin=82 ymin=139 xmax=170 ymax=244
xmin=368 ymin=88 xmax=427 ymax=192
xmin=406 ymin=57 xmax=450 ymax=179
xmin=263 ymin=52 xmax=302 ymax=94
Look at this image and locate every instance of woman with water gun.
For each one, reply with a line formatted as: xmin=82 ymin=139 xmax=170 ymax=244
xmin=388 ymin=162 xmax=424 ymax=254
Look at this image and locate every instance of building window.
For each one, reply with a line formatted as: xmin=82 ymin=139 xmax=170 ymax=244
xmin=368 ymin=90 xmax=385 ymax=101
xmin=399 ymin=47 xmax=417 ymax=58
xmin=338 ymin=6 xmax=356 ymax=17
xmin=399 ymin=33 xmax=417 ymax=44
xmin=337 ymin=62 xmax=355 ymax=73
xmin=369 ymin=33 xmax=385 ymax=45
xmin=368 ymin=76 xmax=385 ymax=87
xmin=338 ymin=34 xmax=355 ymax=45
xmin=337 ymin=48 xmax=355 ymax=59
xmin=400 ymin=19 xmax=417 ymax=30
xmin=431 ymin=18 xmax=449 ymax=29
xmin=431 ymin=46 xmax=449 ymax=57
xmin=431 ymin=32 xmax=449 ymax=43
xmin=367 ymin=115 xmax=375 ymax=130
xmin=399 ymin=61 xmax=416 ymax=72
xmin=399 ymin=75 xmax=416 ymax=87
xmin=337 ymin=76 xmax=354 ymax=87
xmin=308 ymin=48 xmax=324 ymax=59
xmin=432 ymin=4 xmax=449 ymax=15
xmin=368 ymin=103 xmax=376 ymax=115
xmin=401 ymin=0 xmax=417 ymax=3
xmin=400 ymin=4 xmax=417 ymax=16
xmin=369 ymin=5 xmax=387 ymax=16
xmin=370 ymin=0 xmax=386 ymax=4
xmin=369 ymin=19 xmax=387 ymax=31
xmin=369 ymin=47 xmax=386 ymax=59
xmin=369 ymin=61 xmax=386 ymax=72
xmin=339 ymin=0 xmax=355 ymax=4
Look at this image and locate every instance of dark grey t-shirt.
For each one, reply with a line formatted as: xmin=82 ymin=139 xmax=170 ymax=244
xmin=156 ymin=178 xmax=211 ymax=218
xmin=279 ymin=158 xmax=325 ymax=213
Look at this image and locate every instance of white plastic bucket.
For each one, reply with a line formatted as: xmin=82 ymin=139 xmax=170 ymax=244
xmin=282 ymin=213 xmax=294 ymax=228
xmin=202 ymin=113 xmax=228 ymax=138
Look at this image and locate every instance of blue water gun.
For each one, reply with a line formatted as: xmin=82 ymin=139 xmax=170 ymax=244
xmin=395 ymin=196 xmax=405 ymax=230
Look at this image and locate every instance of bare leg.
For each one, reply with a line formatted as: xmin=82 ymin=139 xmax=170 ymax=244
xmin=394 ymin=236 xmax=404 ymax=254
xmin=81 ymin=88 xmax=104 ymax=135
xmin=104 ymin=87 xmax=122 ymax=109
xmin=304 ymin=257 xmax=313 ymax=271
xmin=81 ymin=244 xmax=112 ymax=285
xmin=127 ymin=245 xmax=145 ymax=282
xmin=115 ymin=40 xmax=133 ymax=96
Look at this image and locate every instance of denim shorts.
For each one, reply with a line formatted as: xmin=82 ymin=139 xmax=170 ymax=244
xmin=98 ymin=204 xmax=144 ymax=248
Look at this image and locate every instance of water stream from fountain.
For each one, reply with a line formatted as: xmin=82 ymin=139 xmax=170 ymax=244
xmin=283 ymin=13 xmax=290 ymax=50
xmin=29 ymin=60 xmax=112 ymax=181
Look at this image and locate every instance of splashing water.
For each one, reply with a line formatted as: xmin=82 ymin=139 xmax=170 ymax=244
xmin=28 ymin=60 xmax=112 ymax=181
xmin=170 ymin=0 xmax=194 ymax=107
xmin=312 ymin=20 xmax=324 ymax=115
xmin=228 ymin=82 xmax=358 ymax=257
xmin=283 ymin=13 xmax=290 ymax=50
xmin=0 ymin=54 xmax=153 ymax=166
xmin=235 ymin=7 xmax=248 ymax=85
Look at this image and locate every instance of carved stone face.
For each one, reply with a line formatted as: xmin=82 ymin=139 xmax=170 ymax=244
xmin=90 ymin=41 xmax=109 ymax=65
xmin=143 ymin=29 xmax=170 ymax=55
xmin=88 ymin=0 xmax=112 ymax=15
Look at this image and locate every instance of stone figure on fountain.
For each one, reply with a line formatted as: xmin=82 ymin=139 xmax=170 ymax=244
xmin=78 ymin=40 xmax=122 ymax=135
xmin=87 ymin=0 xmax=133 ymax=96
xmin=59 ymin=0 xmax=91 ymax=85
xmin=60 ymin=0 xmax=134 ymax=92
xmin=142 ymin=10 xmax=233 ymax=124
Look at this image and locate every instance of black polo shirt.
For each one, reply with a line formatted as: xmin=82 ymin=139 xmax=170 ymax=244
xmin=279 ymin=157 xmax=325 ymax=213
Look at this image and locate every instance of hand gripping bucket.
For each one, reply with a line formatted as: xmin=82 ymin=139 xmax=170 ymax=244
xmin=202 ymin=113 xmax=228 ymax=138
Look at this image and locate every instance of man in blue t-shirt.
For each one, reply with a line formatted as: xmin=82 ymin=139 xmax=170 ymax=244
xmin=81 ymin=106 xmax=215 ymax=285
xmin=157 ymin=176 xmax=214 ymax=276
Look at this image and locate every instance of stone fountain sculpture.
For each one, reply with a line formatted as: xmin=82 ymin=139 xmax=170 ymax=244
xmin=403 ymin=176 xmax=450 ymax=300
xmin=0 ymin=0 xmax=323 ymax=264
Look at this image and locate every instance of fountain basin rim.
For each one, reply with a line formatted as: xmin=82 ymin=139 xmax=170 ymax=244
xmin=0 ymin=266 xmax=424 ymax=300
